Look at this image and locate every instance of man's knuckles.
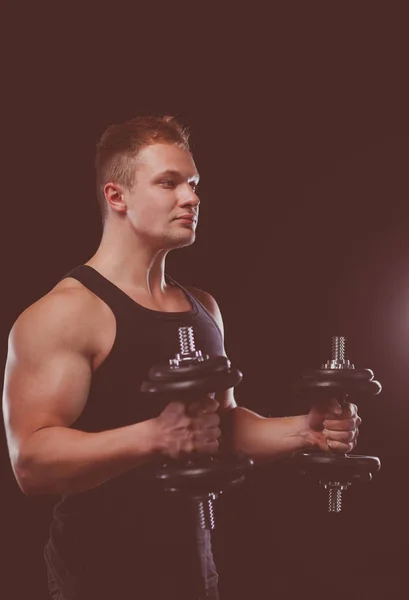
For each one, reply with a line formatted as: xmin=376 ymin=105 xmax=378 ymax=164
xmin=326 ymin=439 xmax=354 ymax=452
xmin=192 ymin=412 xmax=220 ymax=429
xmin=323 ymin=417 xmax=357 ymax=431
xmin=324 ymin=429 xmax=355 ymax=442
xmin=187 ymin=396 xmax=219 ymax=416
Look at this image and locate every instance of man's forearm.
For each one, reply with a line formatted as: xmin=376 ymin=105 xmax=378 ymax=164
xmin=223 ymin=406 xmax=313 ymax=463
xmin=15 ymin=419 xmax=160 ymax=496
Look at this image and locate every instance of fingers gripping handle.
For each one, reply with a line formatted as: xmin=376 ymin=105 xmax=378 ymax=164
xmin=295 ymin=336 xmax=381 ymax=513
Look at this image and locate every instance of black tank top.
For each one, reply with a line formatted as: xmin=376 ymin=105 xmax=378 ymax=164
xmin=45 ymin=265 xmax=224 ymax=597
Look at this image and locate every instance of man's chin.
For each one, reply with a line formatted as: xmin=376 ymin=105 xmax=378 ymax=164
xmin=169 ymin=233 xmax=196 ymax=250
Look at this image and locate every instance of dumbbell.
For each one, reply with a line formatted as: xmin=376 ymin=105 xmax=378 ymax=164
xmin=140 ymin=325 xmax=253 ymax=530
xmin=293 ymin=336 xmax=381 ymax=513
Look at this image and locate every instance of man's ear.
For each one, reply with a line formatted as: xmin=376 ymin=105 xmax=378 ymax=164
xmin=104 ymin=182 xmax=127 ymax=215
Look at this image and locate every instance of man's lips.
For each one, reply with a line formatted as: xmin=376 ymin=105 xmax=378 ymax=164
xmin=175 ymin=214 xmax=197 ymax=222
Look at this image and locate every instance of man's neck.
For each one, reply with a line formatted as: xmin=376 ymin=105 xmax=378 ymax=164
xmin=86 ymin=222 xmax=169 ymax=298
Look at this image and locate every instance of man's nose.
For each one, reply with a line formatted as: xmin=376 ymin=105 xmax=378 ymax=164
xmin=179 ymin=185 xmax=200 ymax=207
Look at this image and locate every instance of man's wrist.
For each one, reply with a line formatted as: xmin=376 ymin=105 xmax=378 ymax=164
xmin=130 ymin=418 xmax=163 ymax=459
xmin=291 ymin=414 xmax=317 ymax=453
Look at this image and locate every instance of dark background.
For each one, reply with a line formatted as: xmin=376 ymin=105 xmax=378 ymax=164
xmin=1 ymin=3 xmax=408 ymax=599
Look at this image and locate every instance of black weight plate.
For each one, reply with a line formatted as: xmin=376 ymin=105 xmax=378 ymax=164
xmin=155 ymin=454 xmax=253 ymax=493
xmin=149 ymin=355 xmax=230 ymax=382
xmin=141 ymin=366 xmax=243 ymax=396
xmin=294 ymin=452 xmax=380 ymax=477
xmin=295 ymin=379 xmax=382 ymax=395
xmin=160 ymin=474 xmax=247 ymax=495
xmin=302 ymin=369 xmax=374 ymax=381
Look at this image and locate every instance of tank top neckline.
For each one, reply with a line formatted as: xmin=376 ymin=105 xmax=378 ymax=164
xmin=75 ymin=264 xmax=198 ymax=317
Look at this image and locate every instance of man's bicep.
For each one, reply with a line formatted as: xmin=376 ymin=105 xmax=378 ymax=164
xmin=3 ymin=312 xmax=92 ymax=460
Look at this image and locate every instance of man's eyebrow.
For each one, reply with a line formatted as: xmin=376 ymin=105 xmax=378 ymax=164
xmin=155 ymin=169 xmax=200 ymax=181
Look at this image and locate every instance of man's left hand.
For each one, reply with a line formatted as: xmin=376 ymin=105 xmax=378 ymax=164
xmin=306 ymin=398 xmax=362 ymax=453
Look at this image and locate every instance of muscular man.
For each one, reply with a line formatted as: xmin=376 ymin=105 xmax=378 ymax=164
xmin=3 ymin=116 xmax=360 ymax=600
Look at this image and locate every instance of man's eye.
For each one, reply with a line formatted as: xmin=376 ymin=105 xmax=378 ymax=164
xmin=190 ymin=182 xmax=198 ymax=192
xmin=161 ymin=180 xmax=176 ymax=188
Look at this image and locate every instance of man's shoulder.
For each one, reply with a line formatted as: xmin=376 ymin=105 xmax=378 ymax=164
xmin=22 ymin=277 xmax=99 ymax=321
xmin=10 ymin=277 xmax=104 ymax=349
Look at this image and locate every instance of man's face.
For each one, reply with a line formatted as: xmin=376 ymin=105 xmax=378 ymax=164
xmin=123 ymin=143 xmax=200 ymax=250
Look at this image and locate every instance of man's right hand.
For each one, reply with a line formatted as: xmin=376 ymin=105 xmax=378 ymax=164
xmin=154 ymin=395 xmax=221 ymax=459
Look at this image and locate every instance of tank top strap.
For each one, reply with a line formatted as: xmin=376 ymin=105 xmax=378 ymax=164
xmin=166 ymin=275 xmax=223 ymax=338
xmin=61 ymin=265 xmax=133 ymax=315
xmin=164 ymin=274 xmax=202 ymax=313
